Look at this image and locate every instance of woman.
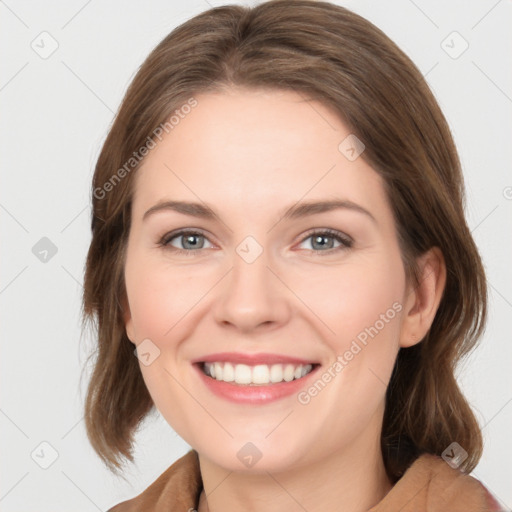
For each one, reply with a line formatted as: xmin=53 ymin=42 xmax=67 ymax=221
xmin=82 ymin=1 xmax=507 ymax=510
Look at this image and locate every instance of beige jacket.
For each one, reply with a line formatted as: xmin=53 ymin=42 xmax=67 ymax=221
xmin=107 ymin=449 xmax=507 ymax=511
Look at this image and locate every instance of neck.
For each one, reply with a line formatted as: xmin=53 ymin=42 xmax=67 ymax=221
xmin=197 ymin=411 xmax=393 ymax=512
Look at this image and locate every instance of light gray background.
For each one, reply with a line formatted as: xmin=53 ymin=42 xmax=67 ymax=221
xmin=1 ymin=0 xmax=511 ymax=510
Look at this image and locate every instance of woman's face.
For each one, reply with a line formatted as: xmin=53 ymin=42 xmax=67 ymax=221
xmin=123 ymin=87 xmax=413 ymax=472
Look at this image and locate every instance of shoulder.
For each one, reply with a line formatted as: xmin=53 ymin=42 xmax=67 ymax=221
xmin=106 ymin=449 xmax=202 ymax=512
xmin=371 ymin=453 xmax=510 ymax=511
xmin=410 ymin=454 xmax=508 ymax=511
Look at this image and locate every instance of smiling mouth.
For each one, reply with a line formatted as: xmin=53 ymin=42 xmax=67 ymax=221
xmin=197 ymin=361 xmax=320 ymax=386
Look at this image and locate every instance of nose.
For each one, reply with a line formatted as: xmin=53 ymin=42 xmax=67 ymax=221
xmin=212 ymin=245 xmax=291 ymax=333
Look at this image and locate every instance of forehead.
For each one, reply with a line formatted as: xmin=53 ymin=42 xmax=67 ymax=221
xmin=131 ymin=88 xmax=389 ymax=222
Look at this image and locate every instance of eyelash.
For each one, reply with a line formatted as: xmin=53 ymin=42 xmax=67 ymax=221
xmin=158 ymin=228 xmax=353 ymax=256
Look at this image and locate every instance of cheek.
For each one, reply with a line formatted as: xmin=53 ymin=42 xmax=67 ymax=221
xmin=124 ymin=252 xmax=204 ymax=431
xmin=323 ymin=255 xmax=405 ymax=403
xmin=297 ymin=253 xmax=405 ymax=414
xmin=294 ymin=255 xmax=405 ymax=350
xmin=295 ymin=261 xmax=403 ymax=416
xmin=125 ymin=252 xmax=204 ymax=341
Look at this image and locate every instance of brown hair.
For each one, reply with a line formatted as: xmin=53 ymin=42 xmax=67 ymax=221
xmin=81 ymin=0 xmax=487 ymax=481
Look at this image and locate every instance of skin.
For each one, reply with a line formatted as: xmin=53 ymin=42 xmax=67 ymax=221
xmin=123 ymin=87 xmax=446 ymax=512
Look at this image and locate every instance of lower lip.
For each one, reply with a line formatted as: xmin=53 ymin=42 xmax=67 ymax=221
xmin=193 ymin=363 xmax=321 ymax=404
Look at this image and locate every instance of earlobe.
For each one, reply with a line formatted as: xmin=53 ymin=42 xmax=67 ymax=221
xmin=125 ymin=319 xmax=136 ymax=345
xmin=399 ymin=247 xmax=447 ymax=348
xmin=120 ymin=293 xmax=136 ymax=345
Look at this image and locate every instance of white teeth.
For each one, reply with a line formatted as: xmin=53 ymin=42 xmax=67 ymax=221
xmin=222 ymin=362 xmax=234 ymax=381
xmin=270 ymin=364 xmax=283 ymax=383
xmin=252 ymin=364 xmax=269 ymax=384
xmin=235 ymin=364 xmax=252 ymax=384
xmin=202 ymin=362 xmax=314 ymax=385
xmin=283 ymin=364 xmax=295 ymax=382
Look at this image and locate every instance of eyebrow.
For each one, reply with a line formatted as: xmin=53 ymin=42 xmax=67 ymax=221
xmin=142 ymin=199 xmax=377 ymax=224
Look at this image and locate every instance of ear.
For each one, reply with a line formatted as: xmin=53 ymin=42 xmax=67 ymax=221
xmin=120 ymin=292 xmax=136 ymax=345
xmin=399 ymin=246 xmax=447 ymax=348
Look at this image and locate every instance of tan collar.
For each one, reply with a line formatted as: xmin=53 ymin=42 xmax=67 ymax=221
xmin=369 ymin=453 xmax=496 ymax=511
xmin=107 ymin=449 xmax=502 ymax=512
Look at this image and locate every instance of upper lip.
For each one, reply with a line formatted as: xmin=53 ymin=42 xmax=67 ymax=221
xmin=191 ymin=352 xmax=319 ymax=366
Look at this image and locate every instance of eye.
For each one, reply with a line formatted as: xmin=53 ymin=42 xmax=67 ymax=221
xmin=159 ymin=230 xmax=213 ymax=256
xmin=297 ymin=229 xmax=353 ymax=253
xmin=158 ymin=228 xmax=353 ymax=256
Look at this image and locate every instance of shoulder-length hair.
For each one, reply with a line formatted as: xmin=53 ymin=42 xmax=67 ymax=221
xmin=82 ymin=0 xmax=487 ymax=481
